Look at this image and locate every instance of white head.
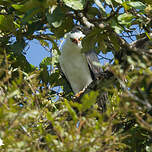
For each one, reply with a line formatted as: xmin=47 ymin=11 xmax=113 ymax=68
xmin=65 ymin=30 xmax=85 ymax=49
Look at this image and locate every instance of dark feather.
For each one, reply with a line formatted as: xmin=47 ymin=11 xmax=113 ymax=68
xmin=85 ymin=50 xmax=103 ymax=80
xmin=85 ymin=50 xmax=108 ymax=112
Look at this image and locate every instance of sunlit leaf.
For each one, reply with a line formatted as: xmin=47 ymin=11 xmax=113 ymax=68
xmin=40 ymin=57 xmax=51 ymax=67
xmin=128 ymin=1 xmax=146 ymax=10
xmin=12 ymin=4 xmax=24 ymax=11
xmin=111 ymin=19 xmax=124 ymax=34
xmin=114 ymin=0 xmax=122 ymax=4
xmin=94 ymin=0 xmax=105 ymax=12
xmin=118 ymin=13 xmax=134 ymax=25
xmin=105 ymin=0 xmax=112 ymax=5
xmin=7 ymin=90 xmax=20 ymax=99
xmin=63 ymin=0 xmax=85 ymax=10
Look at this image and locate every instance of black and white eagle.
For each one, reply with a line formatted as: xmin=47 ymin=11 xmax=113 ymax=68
xmin=59 ymin=27 xmax=108 ymax=111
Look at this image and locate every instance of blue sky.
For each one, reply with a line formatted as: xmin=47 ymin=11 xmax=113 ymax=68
xmin=25 ymin=40 xmax=50 ymax=66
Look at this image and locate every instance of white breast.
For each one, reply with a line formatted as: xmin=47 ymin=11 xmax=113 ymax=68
xmin=59 ymin=40 xmax=93 ymax=94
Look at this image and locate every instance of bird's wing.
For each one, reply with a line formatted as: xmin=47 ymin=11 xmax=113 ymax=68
xmin=85 ymin=50 xmax=103 ymax=80
xmin=85 ymin=50 xmax=108 ymax=112
xmin=58 ymin=58 xmax=73 ymax=93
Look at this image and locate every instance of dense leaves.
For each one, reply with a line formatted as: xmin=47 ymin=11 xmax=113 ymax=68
xmin=0 ymin=0 xmax=152 ymax=151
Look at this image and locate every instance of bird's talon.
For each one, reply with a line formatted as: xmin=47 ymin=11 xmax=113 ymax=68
xmin=75 ymin=90 xmax=85 ymax=98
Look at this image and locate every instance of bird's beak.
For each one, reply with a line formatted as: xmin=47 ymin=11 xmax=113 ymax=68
xmin=70 ymin=38 xmax=80 ymax=44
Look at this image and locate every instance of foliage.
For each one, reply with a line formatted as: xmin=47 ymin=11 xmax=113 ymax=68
xmin=0 ymin=0 xmax=152 ymax=151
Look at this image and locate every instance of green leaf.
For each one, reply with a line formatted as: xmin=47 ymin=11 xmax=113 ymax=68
xmin=98 ymin=40 xmax=107 ymax=54
xmin=105 ymin=0 xmax=112 ymax=5
xmin=11 ymin=39 xmax=26 ymax=53
xmin=9 ymin=52 xmax=35 ymax=73
xmin=18 ymin=0 xmax=45 ymax=12
xmin=128 ymin=1 xmax=146 ymax=10
xmin=0 ymin=15 xmax=15 ymax=32
xmin=109 ymin=33 xmax=120 ymax=51
xmin=26 ymin=21 xmax=44 ymax=35
xmin=40 ymin=65 xmax=49 ymax=84
xmin=122 ymin=1 xmax=130 ymax=11
xmin=23 ymin=110 xmax=39 ymax=119
xmin=144 ymin=0 xmax=152 ymax=5
xmin=22 ymin=8 xmax=39 ymax=23
xmin=82 ymin=28 xmax=99 ymax=52
xmin=118 ymin=13 xmax=134 ymax=25
xmin=12 ymin=4 xmax=24 ymax=11
xmin=7 ymin=90 xmax=20 ymax=99
xmin=97 ymin=34 xmax=107 ymax=54
xmin=50 ymin=16 xmax=74 ymax=38
xmin=0 ymin=0 xmax=11 ymax=5
xmin=114 ymin=0 xmax=122 ymax=4
xmin=40 ymin=57 xmax=51 ymax=67
xmin=112 ymin=25 xmax=123 ymax=34
xmin=46 ymin=112 xmax=55 ymax=125
xmin=87 ymin=7 xmax=103 ymax=19
xmin=47 ymin=6 xmax=65 ymax=28
xmin=94 ymin=0 xmax=105 ymax=12
xmin=111 ymin=19 xmax=124 ymax=34
xmin=81 ymin=91 xmax=99 ymax=112
xmin=64 ymin=100 xmax=78 ymax=122
xmin=146 ymin=32 xmax=152 ymax=40
xmin=63 ymin=0 xmax=85 ymax=10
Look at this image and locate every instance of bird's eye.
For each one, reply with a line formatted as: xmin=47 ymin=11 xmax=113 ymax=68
xmin=79 ymin=37 xmax=83 ymax=41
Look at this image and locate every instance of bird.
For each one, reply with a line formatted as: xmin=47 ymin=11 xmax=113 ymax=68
xmin=59 ymin=27 xmax=108 ymax=112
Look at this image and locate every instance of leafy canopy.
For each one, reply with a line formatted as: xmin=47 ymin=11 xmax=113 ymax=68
xmin=0 ymin=0 xmax=152 ymax=151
